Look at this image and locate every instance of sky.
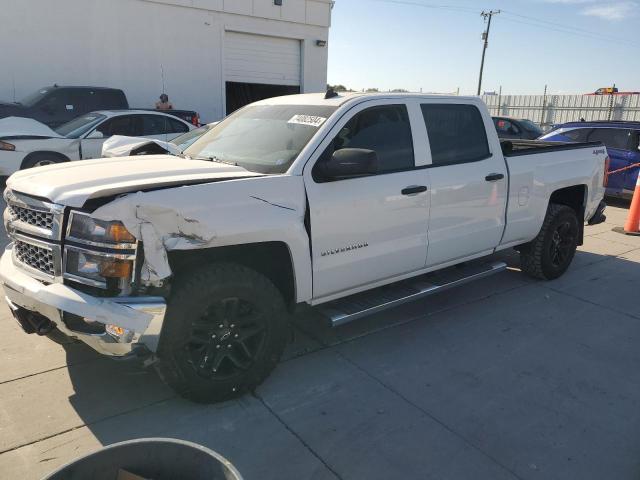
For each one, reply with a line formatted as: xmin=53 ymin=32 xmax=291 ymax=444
xmin=326 ymin=0 xmax=640 ymax=95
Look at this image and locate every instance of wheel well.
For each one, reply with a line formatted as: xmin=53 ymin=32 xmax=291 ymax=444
xmin=549 ymin=184 xmax=587 ymax=245
xmin=21 ymin=151 xmax=70 ymax=169
xmin=167 ymin=242 xmax=296 ymax=308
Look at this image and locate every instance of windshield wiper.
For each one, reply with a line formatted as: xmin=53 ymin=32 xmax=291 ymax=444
xmin=194 ymin=155 xmax=240 ymax=167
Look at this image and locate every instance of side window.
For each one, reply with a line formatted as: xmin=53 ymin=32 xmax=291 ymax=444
xmin=167 ymin=118 xmax=189 ymax=134
xmin=96 ymin=116 xmax=137 ymax=137
xmin=494 ymin=118 xmax=519 ymax=135
xmin=587 ymin=128 xmax=632 ymax=150
xmin=69 ymin=90 xmax=92 ymax=114
xmin=41 ymin=90 xmax=73 ymax=113
xmin=321 ymin=104 xmax=414 ymax=175
xmin=142 ymin=115 xmax=170 ymax=136
xmin=562 ymin=128 xmax=591 ymax=142
xmin=421 ymin=104 xmax=490 ymax=166
xmin=97 ymin=90 xmax=127 ymax=109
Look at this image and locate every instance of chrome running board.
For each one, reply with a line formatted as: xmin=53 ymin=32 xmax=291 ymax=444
xmin=319 ymin=261 xmax=507 ymax=327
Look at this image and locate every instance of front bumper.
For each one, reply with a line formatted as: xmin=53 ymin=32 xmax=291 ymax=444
xmin=0 ymin=247 xmax=166 ymax=357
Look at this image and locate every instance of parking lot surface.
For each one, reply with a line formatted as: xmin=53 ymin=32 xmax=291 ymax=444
xmin=0 ymin=202 xmax=639 ymax=479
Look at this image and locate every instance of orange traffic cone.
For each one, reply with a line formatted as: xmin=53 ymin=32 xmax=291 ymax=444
xmin=623 ymin=171 xmax=640 ymax=235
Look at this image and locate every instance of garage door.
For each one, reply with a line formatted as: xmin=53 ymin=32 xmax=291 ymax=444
xmin=224 ymin=31 xmax=301 ymax=86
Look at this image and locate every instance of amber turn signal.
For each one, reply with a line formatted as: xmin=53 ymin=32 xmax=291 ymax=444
xmin=99 ymin=260 xmax=133 ymax=279
xmin=107 ymin=223 xmax=136 ymax=243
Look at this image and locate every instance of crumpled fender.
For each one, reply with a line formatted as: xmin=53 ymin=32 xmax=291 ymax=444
xmin=92 ymin=175 xmax=312 ymax=301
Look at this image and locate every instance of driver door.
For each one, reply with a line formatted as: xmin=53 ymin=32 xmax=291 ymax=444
xmin=303 ymin=100 xmax=431 ymax=300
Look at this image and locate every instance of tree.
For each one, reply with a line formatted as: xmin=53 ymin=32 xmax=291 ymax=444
xmin=390 ymin=88 xmax=409 ymax=93
xmin=365 ymin=88 xmax=379 ymax=93
xmin=327 ymin=84 xmax=348 ymax=92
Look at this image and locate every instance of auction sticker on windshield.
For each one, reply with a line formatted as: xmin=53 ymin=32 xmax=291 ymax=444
xmin=288 ymin=115 xmax=327 ymax=127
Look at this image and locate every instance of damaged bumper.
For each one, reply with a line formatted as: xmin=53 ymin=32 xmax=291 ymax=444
xmin=0 ymin=248 xmax=166 ymax=357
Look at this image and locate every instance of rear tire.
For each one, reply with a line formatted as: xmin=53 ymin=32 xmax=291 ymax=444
xmin=519 ymin=204 xmax=579 ymax=280
xmin=154 ymin=263 xmax=289 ymax=403
xmin=21 ymin=153 xmax=65 ymax=169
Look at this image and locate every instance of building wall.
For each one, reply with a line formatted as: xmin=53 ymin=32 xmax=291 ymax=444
xmin=0 ymin=0 xmax=332 ymax=122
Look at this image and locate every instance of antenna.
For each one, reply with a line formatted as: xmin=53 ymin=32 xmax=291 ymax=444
xmin=160 ymin=64 xmax=166 ymax=94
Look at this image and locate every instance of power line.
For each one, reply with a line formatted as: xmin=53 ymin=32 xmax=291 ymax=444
xmin=500 ymin=9 xmax=640 ymax=46
xmin=369 ymin=0 xmax=640 ymax=47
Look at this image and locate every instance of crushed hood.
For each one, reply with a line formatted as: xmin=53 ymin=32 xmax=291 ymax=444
xmin=0 ymin=116 xmax=62 ymax=139
xmin=101 ymin=135 xmax=180 ymax=158
xmin=6 ymin=155 xmax=262 ymax=207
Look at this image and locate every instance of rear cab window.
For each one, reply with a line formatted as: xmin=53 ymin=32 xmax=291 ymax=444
xmin=421 ymin=104 xmax=490 ymax=166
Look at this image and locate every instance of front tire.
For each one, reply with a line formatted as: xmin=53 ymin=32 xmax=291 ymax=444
xmin=21 ymin=153 xmax=65 ymax=169
xmin=155 ymin=263 xmax=289 ymax=403
xmin=519 ymin=204 xmax=579 ymax=280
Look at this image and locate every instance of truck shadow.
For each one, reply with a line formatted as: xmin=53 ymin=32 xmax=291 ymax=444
xmin=59 ymin=246 xmax=639 ymax=478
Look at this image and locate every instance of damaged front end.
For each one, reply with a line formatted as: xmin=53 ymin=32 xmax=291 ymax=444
xmin=0 ymin=189 xmax=166 ymax=357
xmin=0 ymin=174 xmax=307 ymax=357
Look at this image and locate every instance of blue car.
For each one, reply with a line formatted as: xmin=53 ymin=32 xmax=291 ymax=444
xmin=540 ymin=121 xmax=640 ymax=199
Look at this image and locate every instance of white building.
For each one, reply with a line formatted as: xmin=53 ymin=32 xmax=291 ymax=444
xmin=0 ymin=0 xmax=333 ymax=122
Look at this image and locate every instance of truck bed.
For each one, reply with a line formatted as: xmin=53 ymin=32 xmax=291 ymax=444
xmin=501 ymin=139 xmax=604 ymax=156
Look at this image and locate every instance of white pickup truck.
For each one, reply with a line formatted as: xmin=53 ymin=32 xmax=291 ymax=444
xmin=0 ymin=92 xmax=607 ymax=403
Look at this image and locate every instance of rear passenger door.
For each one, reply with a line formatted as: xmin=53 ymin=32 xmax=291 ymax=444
xmin=304 ymin=100 xmax=431 ymax=300
xmin=586 ymin=128 xmax=633 ymax=196
xmin=421 ymin=102 xmax=508 ymax=268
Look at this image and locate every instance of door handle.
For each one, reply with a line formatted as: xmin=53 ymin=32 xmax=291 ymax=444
xmin=485 ymin=173 xmax=504 ymax=182
xmin=401 ymin=185 xmax=428 ymax=195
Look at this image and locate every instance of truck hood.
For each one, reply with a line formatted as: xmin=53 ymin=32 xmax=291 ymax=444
xmin=6 ymin=155 xmax=263 ymax=207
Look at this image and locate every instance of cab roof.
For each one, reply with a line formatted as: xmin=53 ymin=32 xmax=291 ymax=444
xmin=252 ymin=92 xmax=480 ymax=107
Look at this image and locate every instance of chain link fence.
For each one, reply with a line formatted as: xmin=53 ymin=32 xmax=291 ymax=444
xmin=481 ymin=94 xmax=640 ymax=128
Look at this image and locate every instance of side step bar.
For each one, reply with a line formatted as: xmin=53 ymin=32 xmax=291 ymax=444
xmin=319 ymin=261 xmax=507 ymax=326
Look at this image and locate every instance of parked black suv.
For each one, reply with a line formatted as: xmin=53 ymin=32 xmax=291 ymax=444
xmin=0 ymin=85 xmax=128 ymax=128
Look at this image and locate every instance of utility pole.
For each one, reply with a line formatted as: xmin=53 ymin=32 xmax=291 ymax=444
xmin=477 ymin=10 xmax=500 ymax=96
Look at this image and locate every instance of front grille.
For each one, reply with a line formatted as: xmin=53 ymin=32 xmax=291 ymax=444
xmin=14 ymin=239 xmax=55 ymax=277
xmin=8 ymin=204 xmax=54 ymax=230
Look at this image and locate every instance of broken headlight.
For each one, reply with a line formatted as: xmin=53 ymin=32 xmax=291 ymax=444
xmin=64 ymin=212 xmax=137 ymax=290
xmin=67 ymin=212 xmax=136 ymax=247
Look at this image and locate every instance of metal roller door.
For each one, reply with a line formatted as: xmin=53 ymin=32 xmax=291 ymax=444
xmin=225 ymin=31 xmax=301 ymax=86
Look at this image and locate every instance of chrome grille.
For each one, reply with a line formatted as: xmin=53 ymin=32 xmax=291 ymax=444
xmin=8 ymin=204 xmax=54 ymax=230
xmin=13 ymin=239 xmax=55 ymax=277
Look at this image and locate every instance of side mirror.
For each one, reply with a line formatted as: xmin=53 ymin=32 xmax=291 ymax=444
xmin=86 ymin=130 xmax=104 ymax=139
xmin=317 ymin=148 xmax=378 ymax=181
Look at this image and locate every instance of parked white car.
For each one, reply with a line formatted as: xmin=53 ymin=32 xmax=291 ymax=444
xmin=0 ymin=110 xmax=193 ymax=175
xmin=1 ymin=92 xmax=607 ymax=403
xmin=101 ymin=123 xmax=217 ymax=158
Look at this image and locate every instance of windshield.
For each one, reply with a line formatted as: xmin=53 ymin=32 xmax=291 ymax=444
xmin=519 ymin=119 xmax=543 ymax=135
xmin=55 ymin=114 xmax=106 ymax=138
xmin=184 ymin=105 xmax=338 ymax=174
xmin=19 ymin=88 xmax=50 ymax=107
xmin=171 ymin=124 xmax=214 ymax=151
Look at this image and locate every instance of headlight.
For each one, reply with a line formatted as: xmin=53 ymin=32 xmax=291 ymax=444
xmin=0 ymin=140 xmax=15 ymax=151
xmin=64 ymin=247 xmax=134 ymax=286
xmin=64 ymin=212 xmax=137 ymax=289
xmin=68 ymin=212 xmax=136 ymax=247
